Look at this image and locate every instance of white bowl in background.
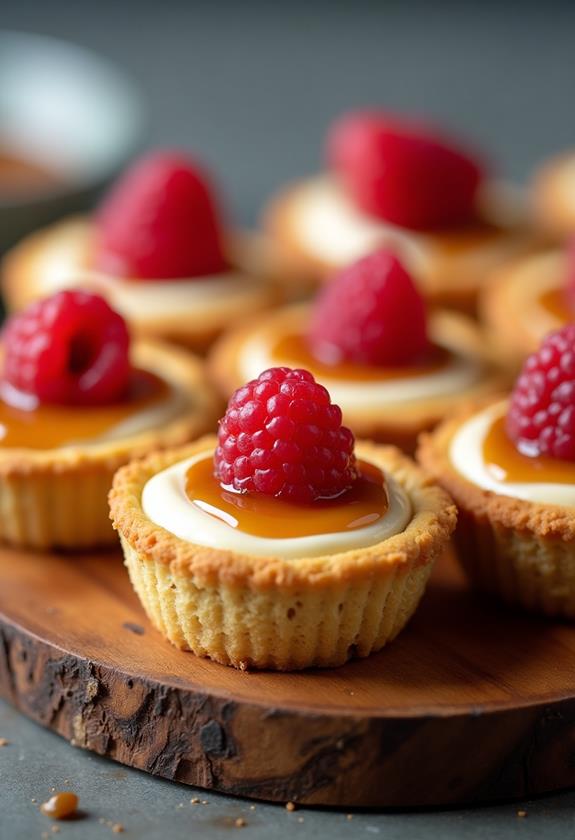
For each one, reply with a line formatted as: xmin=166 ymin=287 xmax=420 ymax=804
xmin=0 ymin=31 xmax=146 ymax=251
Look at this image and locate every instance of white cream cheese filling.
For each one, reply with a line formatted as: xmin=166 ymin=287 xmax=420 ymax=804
xmin=35 ymin=220 xmax=262 ymax=326
xmin=449 ymin=401 xmax=575 ymax=507
xmin=142 ymin=449 xmax=412 ymax=559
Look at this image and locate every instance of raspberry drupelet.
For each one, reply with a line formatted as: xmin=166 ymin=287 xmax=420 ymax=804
xmin=214 ymin=367 xmax=358 ymax=503
xmin=2 ymin=290 xmax=131 ymax=406
xmin=506 ymin=324 xmax=575 ymax=461
xmin=308 ymin=249 xmax=430 ymax=367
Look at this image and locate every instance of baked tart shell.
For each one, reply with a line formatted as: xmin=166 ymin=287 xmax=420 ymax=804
xmin=109 ymin=437 xmax=456 ymax=671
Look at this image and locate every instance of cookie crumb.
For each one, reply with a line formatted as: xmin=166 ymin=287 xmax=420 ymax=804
xmin=51 ymin=828 xmax=60 ymax=834
xmin=190 ymin=797 xmax=200 ymax=804
xmin=286 ymin=801 xmax=296 ymax=812
xmin=517 ymin=809 xmax=528 ymax=818
xmin=298 ymin=817 xmax=304 ymax=823
xmin=249 ymin=805 xmax=256 ymax=811
xmin=112 ymin=824 xmax=124 ymax=834
xmin=0 ymin=737 xmax=9 ymax=747
xmin=201 ymin=799 xmax=208 ymax=805
xmin=346 ymin=814 xmax=353 ymax=820
xmin=235 ymin=817 xmax=246 ymax=828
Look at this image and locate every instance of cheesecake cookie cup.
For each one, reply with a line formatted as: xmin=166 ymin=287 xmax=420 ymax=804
xmin=481 ymin=247 xmax=573 ymax=370
xmin=262 ymin=111 xmax=533 ymax=314
xmin=531 ymin=151 xmax=575 ymax=239
xmin=0 ymin=291 xmax=219 ymax=550
xmin=210 ymin=251 xmax=509 ymax=451
xmin=2 ymin=150 xmax=276 ymax=352
xmin=110 ymin=369 xmax=456 ymax=670
xmin=418 ymin=325 xmax=575 ymax=618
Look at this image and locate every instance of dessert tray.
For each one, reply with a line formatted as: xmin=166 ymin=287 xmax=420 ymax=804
xmin=1 ymin=544 xmax=574 ymax=808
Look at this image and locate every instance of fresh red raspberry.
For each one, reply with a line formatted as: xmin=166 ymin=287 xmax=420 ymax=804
xmin=214 ymin=368 xmax=357 ymax=502
xmin=94 ymin=149 xmax=229 ymax=280
xmin=2 ymin=290 xmax=131 ymax=406
xmin=506 ymin=324 xmax=575 ymax=460
xmin=328 ymin=110 xmax=485 ymax=230
xmin=308 ymin=249 xmax=430 ymax=367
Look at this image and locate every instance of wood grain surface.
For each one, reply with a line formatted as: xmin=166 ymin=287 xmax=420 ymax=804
xmin=1 ymin=546 xmax=575 ymax=808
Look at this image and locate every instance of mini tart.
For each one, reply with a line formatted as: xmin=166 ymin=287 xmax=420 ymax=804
xmin=109 ymin=436 xmax=456 ymax=671
xmin=209 ymin=303 xmax=509 ymax=453
xmin=531 ymin=151 xmax=575 ymax=239
xmin=262 ymin=176 xmax=533 ymax=314
xmin=418 ymin=401 xmax=575 ymax=619
xmin=0 ymin=341 xmax=219 ymax=550
xmin=481 ymin=250 xmax=570 ymax=370
xmin=1 ymin=217 xmax=277 ymax=352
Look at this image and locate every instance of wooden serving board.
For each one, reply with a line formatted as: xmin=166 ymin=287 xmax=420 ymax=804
xmin=1 ymin=546 xmax=575 ymax=808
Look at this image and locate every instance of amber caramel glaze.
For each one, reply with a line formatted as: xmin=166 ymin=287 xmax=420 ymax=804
xmin=431 ymin=219 xmax=506 ymax=255
xmin=0 ymin=369 xmax=170 ymax=449
xmin=539 ymin=287 xmax=572 ymax=323
xmin=484 ymin=415 xmax=575 ymax=484
xmin=185 ymin=455 xmax=389 ymax=538
xmin=0 ymin=148 xmax=62 ymax=196
xmin=40 ymin=791 xmax=79 ymax=820
xmin=270 ymin=332 xmax=450 ymax=382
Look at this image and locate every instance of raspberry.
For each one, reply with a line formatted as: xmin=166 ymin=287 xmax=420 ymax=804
xmin=2 ymin=290 xmax=131 ymax=406
xmin=308 ymin=249 xmax=429 ymax=367
xmin=214 ymin=368 xmax=357 ymax=502
xmin=506 ymin=324 xmax=575 ymax=460
xmin=94 ymin=149 xmax=228 ymax=280
xmin=328 ymin=110 xmax=484 ymax=230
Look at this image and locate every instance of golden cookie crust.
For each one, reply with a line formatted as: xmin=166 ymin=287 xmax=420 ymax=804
xmin=418 ymin=403 xmax=575 ymax=618
xmin=109 ymin=437 xmax=456 ymax=669
xmin=0 ymin=341 xmax=220 ymax=549
xmin=531 ymin=151 xmax=575 ymax=239
xmin=208 ymin=303 xmax=510 ymax=452
xmin=262 ymin=178 xmax=533 ymax=315
xmin=480 ymin=250 xmax=567 ymax=371
xmin=1 ymin=217 xmax=277 ymax=352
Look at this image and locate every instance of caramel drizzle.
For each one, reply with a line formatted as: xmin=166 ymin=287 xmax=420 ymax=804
xmin=185 ymin=456 xmax=389 ymax=538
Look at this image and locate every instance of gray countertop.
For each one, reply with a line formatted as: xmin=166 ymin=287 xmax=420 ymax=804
xmin=3 ymin=698 xmax=575 ymax=840
xmin=2 ymin=1 xmax=575 ymax=837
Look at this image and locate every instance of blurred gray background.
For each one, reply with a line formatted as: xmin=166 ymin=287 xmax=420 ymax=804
xmin=3 ymin=0 xmax=575 ymax=224
xmin=3 ymin=4 xmax=575 ymax=837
